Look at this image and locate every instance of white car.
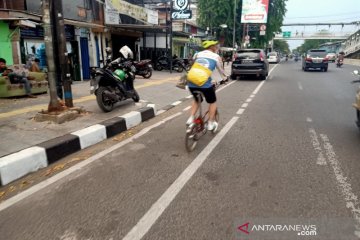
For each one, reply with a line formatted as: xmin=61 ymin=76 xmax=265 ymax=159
xmin=267 ymin=52 xmax=280 ymax=63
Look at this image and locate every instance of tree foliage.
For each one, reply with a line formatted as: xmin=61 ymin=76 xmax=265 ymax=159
xmin=197 ymin=0 xmax=288 ymax=48
xmin=295 ymin=40 xmax=330 ymax=54
xmin=273 ymin=40 xmax=290 ymax=53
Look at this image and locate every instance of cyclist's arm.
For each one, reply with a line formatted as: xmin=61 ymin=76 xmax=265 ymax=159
xmin=215 ymin=56 xmax=228 ymax=79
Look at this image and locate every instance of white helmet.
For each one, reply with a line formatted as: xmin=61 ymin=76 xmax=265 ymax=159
xmin=119 ymin=45 xmax=134 ymax=60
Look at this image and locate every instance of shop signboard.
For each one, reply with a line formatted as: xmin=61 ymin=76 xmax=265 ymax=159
xmin=105 ymin=0 xmax=158 ymax=25
xmin=171 ymin=0 xmax=192 ymax=20
xmin=241 ymin=0 xmax=269 ymax=23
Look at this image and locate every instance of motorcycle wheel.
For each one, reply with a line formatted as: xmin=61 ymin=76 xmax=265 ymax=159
xmin=132 ymin=90 xmax=140 ymax=102
xmin=176 ymin=65 xmax=184 ymax=73
xmin=96 ymin=86 xmax=114 ymax=112
xmin=155 ymin=64 xmax=163 ymax=71
xmin=143 ymin=69 xmax=152 ymax=79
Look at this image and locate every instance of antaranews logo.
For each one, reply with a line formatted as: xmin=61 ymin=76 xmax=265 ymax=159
xmin=237 ymin=222 xmax=317 ymax=238
xmin=238 ymin=222 xmax=251 ymax=235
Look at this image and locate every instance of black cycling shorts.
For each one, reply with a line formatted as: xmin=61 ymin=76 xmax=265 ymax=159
xmin=189 ymin=87 xmax=216 ymax=104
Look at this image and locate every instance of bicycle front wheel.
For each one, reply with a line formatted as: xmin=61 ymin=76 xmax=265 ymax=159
xmin=185 ymin=125 xmax=198 ymax=152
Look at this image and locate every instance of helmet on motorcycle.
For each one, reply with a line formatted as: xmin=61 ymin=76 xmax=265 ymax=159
xmin=114 ymin=69 xmax=126 ymax=81
xmin=119 ymin=45 xmax=134 ymax=60
xmin=202 ymin=37 xmax=219 ymax=49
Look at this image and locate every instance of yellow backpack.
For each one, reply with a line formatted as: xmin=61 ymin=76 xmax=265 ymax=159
xmin=187 ymin=62 xmax=212 ymax=86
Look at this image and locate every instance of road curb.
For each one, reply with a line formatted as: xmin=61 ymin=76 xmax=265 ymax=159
xmin=0 ymin=104 xmax=156 ymax=186
xmin=0 ymin=92 xmax=193 ymax=186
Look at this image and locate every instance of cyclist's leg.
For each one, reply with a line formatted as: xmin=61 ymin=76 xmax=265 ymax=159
xmin=187 ymin=88 xmax=201 ymax=124
xmin=208 ymin=103 xmax=217 ymax=121
xmin=201 ymin=87 xmax=218 ymax=130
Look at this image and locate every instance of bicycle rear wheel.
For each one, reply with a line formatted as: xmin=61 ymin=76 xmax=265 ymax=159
xmin=185 ymin=124 xmax=199 ymax=152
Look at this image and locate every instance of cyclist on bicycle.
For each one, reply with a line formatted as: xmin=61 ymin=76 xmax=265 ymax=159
xmin=186 ymin=38 xmax=228 ymax=131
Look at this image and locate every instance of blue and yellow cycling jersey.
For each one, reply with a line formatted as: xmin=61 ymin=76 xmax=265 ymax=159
xmin=187 ymin=50 xmax=226 ymax=89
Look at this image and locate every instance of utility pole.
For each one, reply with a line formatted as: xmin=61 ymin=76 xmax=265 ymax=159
xmin=42 ymin=0 xmax=61 ymax=111
xmin=232 ymin=0 xmax=236 ymax=51
xmin=53 ymin=0 xmax=73 ymax=107
xmin=169 ymin=0 xmax=173 ymax=74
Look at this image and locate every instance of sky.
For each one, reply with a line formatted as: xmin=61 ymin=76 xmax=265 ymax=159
xmin=283 ymin=0 xmax=360 ymax=50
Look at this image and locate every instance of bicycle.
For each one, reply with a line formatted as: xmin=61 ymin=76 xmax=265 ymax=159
xmin=185 ymin=82 xmax=223 ymax=152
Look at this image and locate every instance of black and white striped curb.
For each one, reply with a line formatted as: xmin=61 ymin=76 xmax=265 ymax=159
xmin=0 ymin=104 xmax=156 ymax=186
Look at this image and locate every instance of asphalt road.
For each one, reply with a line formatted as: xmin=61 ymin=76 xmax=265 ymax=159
xmin=1 ymin=61 xmax=360 ymax=240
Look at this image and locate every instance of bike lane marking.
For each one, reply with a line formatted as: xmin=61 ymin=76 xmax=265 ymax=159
xmin=121 ymin=75 xmax=272 ymax=240
xmin=122 ymin=116 xmax=240 ymax=240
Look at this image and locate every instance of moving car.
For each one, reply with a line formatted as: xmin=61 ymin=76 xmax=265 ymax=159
xmin=326 ymin=52 xmax=337 ymax=62
xmin=231 ymin=49 xmax=269 ymax=80
xmin=302 ymin=49 xmax=329 ymax=72
xmin=267 ymin=52 xmax=280 ymax=64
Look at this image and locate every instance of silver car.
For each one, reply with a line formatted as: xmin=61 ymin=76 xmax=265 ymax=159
xmin=267 ymin=52 xmax=280 ymax=64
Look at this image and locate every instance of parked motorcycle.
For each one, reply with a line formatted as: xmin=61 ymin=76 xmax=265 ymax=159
xmin=155 ymin=56 xmax=185 ymax=72
xmin=90 ymin=46 xmax=140 ymax=112
xmin=134 ymin=59 xmax=152 ymax=79
xmin=352 ymin=70 xmax=360 ymax=129
xmin=336 ymin=59 xmax=343 ymax=68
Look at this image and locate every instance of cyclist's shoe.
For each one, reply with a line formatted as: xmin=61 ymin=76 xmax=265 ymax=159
xmin=186 ymin=115 xmax=195 ymax=125
xmin=207 ymin=121 xmax=218 ymax=132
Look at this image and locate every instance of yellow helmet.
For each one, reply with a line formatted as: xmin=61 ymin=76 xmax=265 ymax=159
xmin=202 ymin=40 xmax=219 ymax=49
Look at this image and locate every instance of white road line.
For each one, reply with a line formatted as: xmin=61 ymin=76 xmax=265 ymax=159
xmin=171 ymin=101 xmax=182 ymax=106
xmin=308 ymin=128 xmax=327 ymax=165
xmin=241 ymin=103 xmax=249 ymax=108
xmin=252 ymin=80 xmax=266 ymax=95
xmin=236 ymin=108 xmax=245 ymax=115
xmin=216 ymin=80 xmax=236 ymax=93
xmin=156 ymin=110 xmax=166 ymax=115
xmin=245 ymin=98 xmax=252 ymax=103
xmin=0 ymin=112 xmax=183 ymax=212
xmin=298 ymin=82 xmax=303 ymax=90
xmin=250 ymin=94 xmax=255 ymax=98
xmin=183 ymin=106 xmax=191 ymax=111
xmin=186 ymin=95 xmax=193 ymax=99
xmin=306 ymin=117 xmax=313 ymax=123
xmin=252 ymin=64 xmax=279 ymax=95
xmin=320 ymin=134 xmax=360 ymax=237
xmin=122 ymin=117 xmax=239 ymax=240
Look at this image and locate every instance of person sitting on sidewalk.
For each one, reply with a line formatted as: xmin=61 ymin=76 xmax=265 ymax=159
xmin=0 ymin=58 xmax=37 ymax=98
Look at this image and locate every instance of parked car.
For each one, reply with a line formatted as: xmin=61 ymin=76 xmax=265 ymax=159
xmin=231 ymin=49 xmax=269 ymax=80
xmin=267 ymin=52 xmax=280 ymax=64
xmin=326 ymin=52 xmax=337 ymax=62
xmin=302 ymin=49 xmax=329 ymax=72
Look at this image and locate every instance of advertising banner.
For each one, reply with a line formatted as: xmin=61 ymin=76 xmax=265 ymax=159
xmin=241 ymin=0 xmax=269 ymax=23
xmin=105 ymin=0 xmax=158 ymax=25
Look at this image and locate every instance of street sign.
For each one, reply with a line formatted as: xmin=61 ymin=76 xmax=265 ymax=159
xmin=282 ymin=31 xmax=291 ymax=38
xmin=245 ymin=40 xmax=250 ymax=44
xmin=260 ymin=30 xmax=266 ymax=35
xmin=260 ymin=24 xmax=266 ymax=31
xmin=245 ymin=35 xmax=250 ymax=40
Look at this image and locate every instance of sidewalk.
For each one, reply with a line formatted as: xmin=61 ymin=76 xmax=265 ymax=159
xmin=0 ymin=70 xmax=184 ymax=157
xmin=0 ymin=66 xmax=231 ymax=186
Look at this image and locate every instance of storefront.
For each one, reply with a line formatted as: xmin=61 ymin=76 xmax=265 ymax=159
xmin=0 ymin=20 xmax=13 ymax=65
xmin=19 ymin=24 xmax=82 ymax=81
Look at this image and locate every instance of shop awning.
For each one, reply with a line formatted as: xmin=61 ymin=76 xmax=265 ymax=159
xmin=173 ymin=37 xmax=190 ymax=44
xmin=106 ymin=23 xmax=166 ymax=33
xmin=64 ymin=19 xmax=105 ymax=30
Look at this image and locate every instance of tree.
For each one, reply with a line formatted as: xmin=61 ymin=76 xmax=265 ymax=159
xmin=197 ymin=0 xmax=288 ymax=48
xmin=273 ymin=39 xmax=290 ymax=53
xmin=250 ymin=0 xmax=288 ymax=48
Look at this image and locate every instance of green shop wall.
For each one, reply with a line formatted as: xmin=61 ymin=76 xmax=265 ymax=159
xmin=0 ymin=21 xmax=13 ymax=65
